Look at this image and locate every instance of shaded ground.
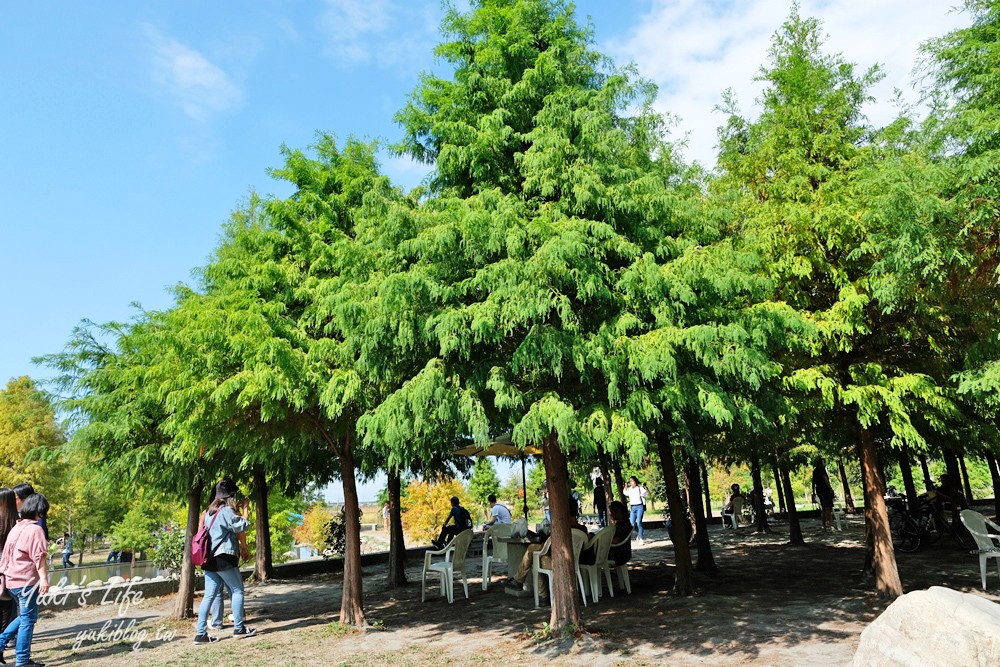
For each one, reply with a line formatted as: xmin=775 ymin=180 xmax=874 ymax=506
xmin=23 ymin=512 xmax=1000 ymax=666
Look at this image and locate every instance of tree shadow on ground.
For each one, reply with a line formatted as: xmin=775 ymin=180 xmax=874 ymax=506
xmin=337 ymin=518 xmax=999 ymax=663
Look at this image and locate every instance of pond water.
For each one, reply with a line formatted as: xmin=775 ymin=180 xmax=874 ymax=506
xmin=48 ymin=561 xmax=169 ymax=587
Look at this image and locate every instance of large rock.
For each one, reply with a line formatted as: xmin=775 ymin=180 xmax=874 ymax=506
xmin=853 ymin=586 xmax=1000 ymax=666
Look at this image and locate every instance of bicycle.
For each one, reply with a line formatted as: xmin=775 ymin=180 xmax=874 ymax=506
xmin=887 ymin=496 xmax=975 ymax=553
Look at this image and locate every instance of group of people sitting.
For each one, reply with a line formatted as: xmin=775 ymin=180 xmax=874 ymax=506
xmin=503 ymin=501 xmax=633 ymax=602
xmin=429 ymin=491 xmax=634 ymax=603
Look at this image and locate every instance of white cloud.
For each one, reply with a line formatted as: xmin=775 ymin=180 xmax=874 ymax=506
xmin=144 ymin=25 xmax=244 ymax=121
xmin=606 ymin=0 xmax=969 ymax=168
xmin=382 ymin=151 xmax=432 ymax=191
xmin=318 ymin=0 xmax=438 ymax=71
xmin=319 ymin=0 xmax=392 ymax=64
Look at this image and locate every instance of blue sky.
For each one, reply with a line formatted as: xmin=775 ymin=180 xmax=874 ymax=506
xmin=1 ymin=1 xmax=965 ymax=502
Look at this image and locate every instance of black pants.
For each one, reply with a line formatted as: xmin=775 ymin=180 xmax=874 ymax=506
xmin=0 ymin=598 xmax=16 ymax=638
xmin=436 ymin=525 xmax=463 ymax=546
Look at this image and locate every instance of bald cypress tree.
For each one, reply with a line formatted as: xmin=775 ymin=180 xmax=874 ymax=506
xmin=717 ymin=9 xmax=964 ymax=599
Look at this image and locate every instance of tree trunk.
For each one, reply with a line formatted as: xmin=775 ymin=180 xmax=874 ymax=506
xmin=252 ymin=464 xmax=273 ymax=582
xmin=779 ymin=462 xmax=804 ymax=546
xmin=686 ymin=454 xmax=718 ymax=573
xmin=987 ymin=453 xmax=1000 ymax=520
xmin=959 ymin=456 xmax=974 ymax=502
xmin=339 ymin=432 xmax=366 ymax=626
xmin=918 ymin=453 xmax=932 ymax=491
xmin=701 ymin=459 xmax=713 ymax=519
xmin=897 ymin=447 xmax=919 ymax=517
xmin=542 ymin=433 xmax=581 ymax=632
xmin=655 ymin=432 xmax=694 ymax=595
xmin=772 ymin=459 xmax=786 ymax=515
xmin=174 ymin=475 xmax=204 ymax=620
xmin=611 ymin=457 xmax=627 ymax=504
xmin=750 ymin=453 xmax=768 ymax=533
xmin=387 ymin=469 xmax=407 ymax=588
xmin=858 ymin=421 xmax=903 ymax=599
xmin=837 ymin=457 xmax=855 ymax=513
xmin=943 ymin=449 xmax=961 ymax=489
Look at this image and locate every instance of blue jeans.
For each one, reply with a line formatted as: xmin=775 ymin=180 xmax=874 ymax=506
xmin=629 ymin=504 xmax=645 ymax=539
xmin=210 ymin=588 xmax=225 ymax=627
xmin=197 ymin=567 xmax=244 ymax=635
xmin=0 ymin=586 xmax=40 ymax=665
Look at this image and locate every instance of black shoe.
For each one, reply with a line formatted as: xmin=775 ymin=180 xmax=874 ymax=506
xmin=233 ymin=627 xmax=257 ymax=639
xmin=193 ymin=634 xmax=219 ymax=644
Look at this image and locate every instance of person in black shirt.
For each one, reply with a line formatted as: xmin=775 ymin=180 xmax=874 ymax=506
xmin=594 ymin=477 xmax=608 ymax=527
xmin=432 ymin=497 xmax=472 ymax=549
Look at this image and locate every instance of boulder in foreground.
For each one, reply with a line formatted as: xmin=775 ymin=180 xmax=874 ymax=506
xmin=853 ymin=586 xmax=1000 ymax=666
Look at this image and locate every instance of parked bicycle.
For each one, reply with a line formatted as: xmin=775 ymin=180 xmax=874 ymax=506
xmin=887 ymin=494 xmax=975 ymax=553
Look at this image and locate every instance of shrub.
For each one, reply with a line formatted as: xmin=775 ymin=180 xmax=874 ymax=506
xmin=151 ymin=521 xmax=185 ymax=573
xmin=401 ymin=477 xmax=471 ymax=544
xmin=293 ymin=503 xmax=336 ymax=554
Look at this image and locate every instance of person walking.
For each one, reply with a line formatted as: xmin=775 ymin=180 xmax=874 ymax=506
xmin=623 ymin=476 xmax=649 ymax=544
xmin=193 ymin=479 xmax=256 ymax=643
xmin=812 ymin=458 xmax=836 ymax=530
xmin=0 ymin=493 xmax=51 ymax=666
xmin=60 ymin=533 xmax=74 ymax=568
xmin=593 ymin=477 xmax=608 ymax=527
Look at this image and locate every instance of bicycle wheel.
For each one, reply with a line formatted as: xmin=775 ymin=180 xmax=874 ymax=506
xmin=921 ymin=512 xmax=943 ymax=546
xmin=889 ymin=512 xmax=905 ymax=542
xmin=890 ymin=514 xmax=921 ymax=553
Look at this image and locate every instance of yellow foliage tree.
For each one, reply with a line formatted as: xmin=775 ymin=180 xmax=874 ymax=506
xmin=293 ymin=503 xmax=335 ymax=552
xmin=0 ymin=376 xmax=67 ymax=495
xmin=401 ymin=477 xmax=471 ymax=545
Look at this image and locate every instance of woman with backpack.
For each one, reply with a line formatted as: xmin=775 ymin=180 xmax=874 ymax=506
xmin=194 ymin=479 xmax=256 ymax=643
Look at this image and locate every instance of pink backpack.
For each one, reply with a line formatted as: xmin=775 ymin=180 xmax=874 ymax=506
xmin=191 ymin=510 xmax=221 ymax=568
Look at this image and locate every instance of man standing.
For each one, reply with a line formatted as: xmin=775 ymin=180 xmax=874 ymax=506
xmin=594 ymin=477 xmax=608 ymax=527
xmin=812 ymin=458 xmax=836 ymax=530
xmin=484 ymin=494 xmax=512 ymax=528
xmin=432 ymin=496 xmax=473 ymax=549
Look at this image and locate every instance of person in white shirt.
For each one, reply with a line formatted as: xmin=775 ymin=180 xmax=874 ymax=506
xmin=484 ymin=494 xmax=512 ymax=527
xmin=623 ymin=476 xmax=649 ymax=543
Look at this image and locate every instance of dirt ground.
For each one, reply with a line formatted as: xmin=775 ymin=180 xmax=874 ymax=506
xmin=22 ymin=512 xmax=1000 ymax=667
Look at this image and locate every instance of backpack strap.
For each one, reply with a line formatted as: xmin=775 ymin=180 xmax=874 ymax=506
xmin=204 ymin=508 xmax=223 ymax=557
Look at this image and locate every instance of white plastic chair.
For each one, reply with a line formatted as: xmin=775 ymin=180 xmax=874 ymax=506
xmin=580 ymin=526 xmax=615 ymax=602
xmin=421 ymin=529 xmax=474 ymax=603
xmin=532 ymin=531 xmax=588 ymax=608
xmin=959 ymin=510 xmax=1000 ymax=590
xmin=481 ymin=523 xmax=512 ymax=590
xmin=609 ymin=534 xmax=632 ymax=594
xmin=722 ymin=495 xmax=744 ymax=529
xmin=832 ymin=506 xmax=845 ymax=531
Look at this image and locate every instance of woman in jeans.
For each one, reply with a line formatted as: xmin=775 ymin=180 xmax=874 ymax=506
xmin=0 ymin=493 xmax=50 ymax=666
xmin=623 ymin=476 xmax=648 ymax=544
xmin=194 ymin=480 xmax=256 ymax=643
